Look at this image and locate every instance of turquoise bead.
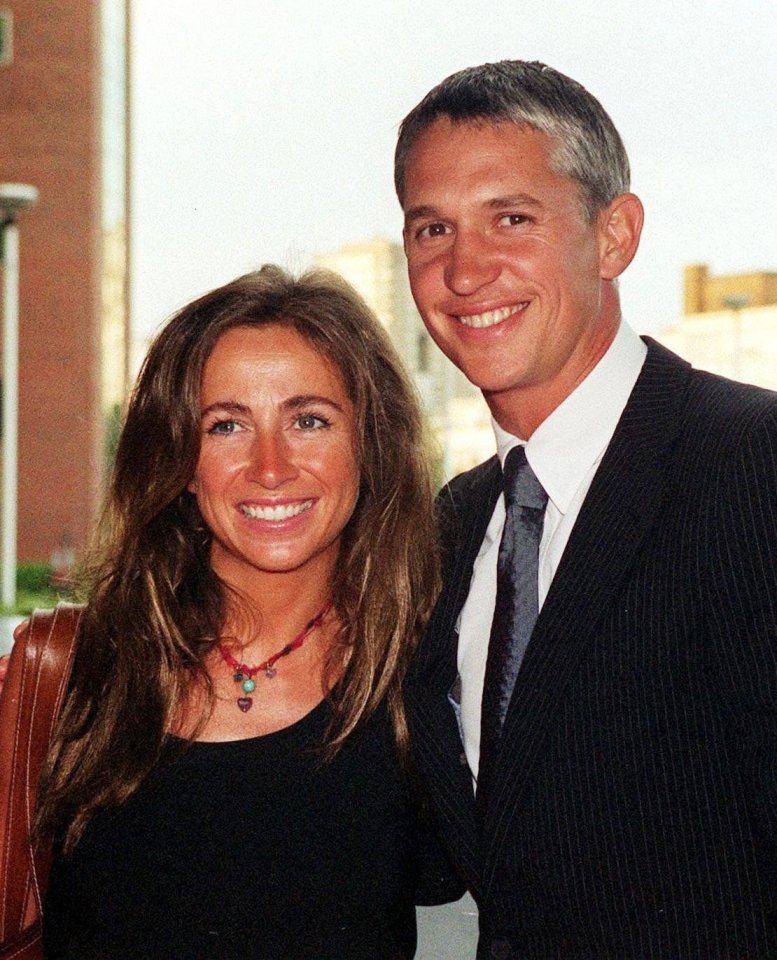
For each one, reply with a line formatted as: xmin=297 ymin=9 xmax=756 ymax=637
xmin=241 ymin=677 xmax=256 ymax=694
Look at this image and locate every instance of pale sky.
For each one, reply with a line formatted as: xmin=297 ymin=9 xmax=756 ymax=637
xmin=131 ymin=0 xmax=777 ymax=343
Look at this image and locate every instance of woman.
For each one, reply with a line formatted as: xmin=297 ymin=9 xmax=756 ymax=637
xmin=34 ymin=265 xmax=460 ymax=958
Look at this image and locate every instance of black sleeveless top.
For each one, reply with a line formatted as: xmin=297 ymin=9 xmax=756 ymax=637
xmin=44 ymin=701 xmax=452 ymax=959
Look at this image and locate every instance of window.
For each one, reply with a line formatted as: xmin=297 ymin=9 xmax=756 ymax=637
xmin=0 ymin=9 xmax=13 ymax=67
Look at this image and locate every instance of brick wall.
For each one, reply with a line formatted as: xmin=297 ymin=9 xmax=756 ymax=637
xmin=0 ymin=1 xmax=104 ymax=562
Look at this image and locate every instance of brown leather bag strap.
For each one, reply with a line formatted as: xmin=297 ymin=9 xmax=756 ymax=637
xmin=0 ymin=604 xmax=82 ymax=946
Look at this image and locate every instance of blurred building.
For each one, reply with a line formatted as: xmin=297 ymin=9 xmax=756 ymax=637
xmin=0 ymin=1 xmax=130 ymax=562
xmin=314 ymin=237 xmax=494 ymax=480
xmin=657 ymin=264 xmax=777 ymax=390
xmin=682 ymin=263 xmax=777 ymax=314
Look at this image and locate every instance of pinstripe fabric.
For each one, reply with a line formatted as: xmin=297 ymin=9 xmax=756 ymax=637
xmin=408 ymin=456 xmax=502 ymax=896
xmin=407 ymin=339 xmax=777 ymax=959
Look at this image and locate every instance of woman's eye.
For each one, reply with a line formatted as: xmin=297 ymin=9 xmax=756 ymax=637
xmin=207 ymin=419 xmax=241 ymax=435
xmin=296 ymin=413 xmax=328 ymax=430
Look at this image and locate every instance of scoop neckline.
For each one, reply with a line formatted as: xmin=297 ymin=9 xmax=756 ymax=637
xmin=167 ymin=696 xmax=330 ymax=749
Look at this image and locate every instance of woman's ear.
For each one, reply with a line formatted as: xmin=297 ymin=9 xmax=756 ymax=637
xmin=598 ymin=193 xmax=644 ymax=280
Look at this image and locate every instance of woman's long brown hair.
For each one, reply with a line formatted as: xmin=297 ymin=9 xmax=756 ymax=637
xmin=36 ymin=265 xmax=439 ymax=851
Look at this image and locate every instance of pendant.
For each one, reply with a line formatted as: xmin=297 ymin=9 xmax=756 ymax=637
xmin=237 ymin=697 xmax=253 ymax=712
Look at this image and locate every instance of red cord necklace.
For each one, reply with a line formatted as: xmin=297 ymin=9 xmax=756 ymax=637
xmin=218 ymin=602 xmax=332 ymax=713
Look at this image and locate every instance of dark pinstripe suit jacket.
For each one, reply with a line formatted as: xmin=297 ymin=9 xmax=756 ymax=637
xmin=407 ymin=339 xmax=777 ymax=959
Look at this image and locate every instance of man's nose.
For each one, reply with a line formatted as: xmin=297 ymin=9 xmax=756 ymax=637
xmin=443 ymin=230 xmax=500 ymax=296
xmin=246 ymin=430 xmax=298 ymax=488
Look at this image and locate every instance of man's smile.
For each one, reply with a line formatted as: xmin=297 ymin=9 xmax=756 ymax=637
xmin=454 ymin=302 xmax=528 ymax=329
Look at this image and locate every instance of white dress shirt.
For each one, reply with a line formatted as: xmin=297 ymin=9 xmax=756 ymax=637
xmin=457 ymin=321 xmax=647 ymax=782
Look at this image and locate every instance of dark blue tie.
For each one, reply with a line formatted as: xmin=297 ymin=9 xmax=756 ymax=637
xmin=478 ymin=445 xmax=548 ymax=806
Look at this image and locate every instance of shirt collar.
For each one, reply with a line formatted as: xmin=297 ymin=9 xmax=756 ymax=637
xmin=493 ymin=321 xmax=647 ymax=514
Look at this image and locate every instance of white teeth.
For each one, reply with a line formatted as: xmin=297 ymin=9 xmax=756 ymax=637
xmin=456 ymin=303 xmax=527 ymax=329
xmin=241 ymin=500 xmax=313 ymax=521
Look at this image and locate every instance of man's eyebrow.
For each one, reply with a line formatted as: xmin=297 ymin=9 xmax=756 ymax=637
xmin=403 ymin=194 xmax=544 ymax=225
xmin=403 ymin=204 xmax=439 ymax=225
xmin=486 ymin=193 xmax=543 ymax=210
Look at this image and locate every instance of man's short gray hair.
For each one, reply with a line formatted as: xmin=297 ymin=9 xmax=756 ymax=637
xmin=394 ymin=60 xmax=630 ymax=222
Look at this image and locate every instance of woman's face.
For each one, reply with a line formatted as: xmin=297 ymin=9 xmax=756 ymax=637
xmin=188 ymin=323 xmax=359 ymax=594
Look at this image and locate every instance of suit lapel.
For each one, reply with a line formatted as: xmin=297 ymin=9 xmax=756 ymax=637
xmin=435 ymin=455 xmax=502 ymax=639
xmin=409 ymin=456 xmax=501 ymax=894
xmin=481 ymin=340 xmax=693 ymax=888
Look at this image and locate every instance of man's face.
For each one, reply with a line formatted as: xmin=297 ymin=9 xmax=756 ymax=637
xmin=402 ymin=118 xmax=624 ymax=435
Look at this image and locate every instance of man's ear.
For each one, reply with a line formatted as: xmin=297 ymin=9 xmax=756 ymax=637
xmin=598 ymin=193 xmax=644 ymax=280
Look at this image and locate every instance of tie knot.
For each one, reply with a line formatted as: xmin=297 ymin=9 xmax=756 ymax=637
xmin=503 ymin=446 xmax=547 ymax=511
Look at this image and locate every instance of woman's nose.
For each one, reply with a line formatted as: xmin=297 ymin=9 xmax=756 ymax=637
xmin=245 ymin=430 xmax=298 ymax=488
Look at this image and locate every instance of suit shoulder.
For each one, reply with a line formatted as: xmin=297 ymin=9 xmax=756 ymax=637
xmin=645 ymin=338 xmax=777 ymax=447
xmin=655 ymin=367 xmax=777 ymax=522
xmin=684 ymin=366 xmax=777 ymax=446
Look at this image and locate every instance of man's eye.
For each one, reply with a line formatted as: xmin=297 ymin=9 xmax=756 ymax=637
xmin=417 ymin=222 xmax=450 ymax=239
xmin=498 ymin=213 xmax=529 ymax=227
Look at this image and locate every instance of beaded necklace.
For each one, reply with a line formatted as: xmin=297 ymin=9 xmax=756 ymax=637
xmin=217 ymin=602 xmax=332 ymax=712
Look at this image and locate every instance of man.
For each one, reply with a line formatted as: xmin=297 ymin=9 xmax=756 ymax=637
xmin=397 ymin=61 xmax=777 ymax=958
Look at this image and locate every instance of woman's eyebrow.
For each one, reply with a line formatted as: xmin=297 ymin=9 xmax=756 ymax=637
xmin=200 ymin=400 xmax=251 ymax=417
xmin=282 ymin=394 xmax=346 ymax=413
